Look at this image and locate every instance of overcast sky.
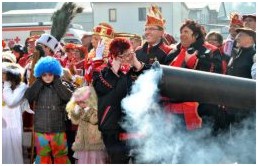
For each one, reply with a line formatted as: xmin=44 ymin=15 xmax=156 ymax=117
xmin=185 ymin=2 xmax=221 ymax=11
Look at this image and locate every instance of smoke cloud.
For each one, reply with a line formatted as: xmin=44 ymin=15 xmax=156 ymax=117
xmin=121 ymin=67 xmax=255 ymax=164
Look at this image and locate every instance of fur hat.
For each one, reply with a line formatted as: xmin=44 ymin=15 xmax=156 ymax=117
xmin=34 ymin=56 xmax=63 ymax=77
xmin=2 ymin=51 xmax=17 ymax=63
xmin=68 ymin=86 xmax=97 ymax=109
xmin=36 ymin=34 xmax=59 ymax=54
xmin=2 ymin=62 xmax=24 ymax=76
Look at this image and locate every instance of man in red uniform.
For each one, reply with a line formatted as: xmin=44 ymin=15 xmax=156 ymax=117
xmin=136 ymin=4 xmax=172 ymax=65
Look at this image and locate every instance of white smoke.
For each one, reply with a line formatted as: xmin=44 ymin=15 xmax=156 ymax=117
xmin=121 ymin=66 xmax=256 ymax=164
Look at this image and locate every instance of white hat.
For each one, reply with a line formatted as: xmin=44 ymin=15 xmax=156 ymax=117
xmin=2 ymin=51 xmax=16 ymax=63
xmin=36 ymin=34 xmax=59 ymax=54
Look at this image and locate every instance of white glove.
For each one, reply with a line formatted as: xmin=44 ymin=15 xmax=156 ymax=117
xmin=94 ymin=39 xmax=105 ymax=60
xmin=74 ymin=104 xmax=81 ymax=115
xmin=84 ymin=107 xmax=90 ymax=112
xmin=21 ymin=99 xmax=34 ymax=114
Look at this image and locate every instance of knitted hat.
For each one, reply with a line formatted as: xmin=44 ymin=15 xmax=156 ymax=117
xmin=2 ymin=51 xmax=17 ymax=63
xmin=36 ymin=34 xmax=59 ymax=54
xmin=34 ymin=56 xmax=63 ymax=77
xmin=145 ymin=4 xmax=166 ymax=29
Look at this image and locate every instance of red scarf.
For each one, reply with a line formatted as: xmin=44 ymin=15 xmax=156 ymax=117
xmin=167 ymin=46 xmax=202 ymax=130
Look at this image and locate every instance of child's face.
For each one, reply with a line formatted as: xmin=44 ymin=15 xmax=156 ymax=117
xmin=77 ymin=101 xmax=87 ymax=108
xmin=41 ymin=73 xmax=54 ymax=84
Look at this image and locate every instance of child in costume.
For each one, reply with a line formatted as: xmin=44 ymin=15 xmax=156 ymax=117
xmin=66 ymin=86 xmax=108 ymax=164
xmin=24 ymin=56 xmax=72 ymax=164
xmin=2 ymin=62 xmax=33 ymax=164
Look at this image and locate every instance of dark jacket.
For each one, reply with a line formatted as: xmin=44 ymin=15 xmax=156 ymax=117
xmin=227 ymin=45 xmax=256 ymax=79
xmin=136 ymin=40 xmax=172 ymax=65
xmin=24 ymin=77 xmax=72 ymax=133
xmin=165 ymin=38 xmax=222 ymax=73
xmin=92 ymin=63 xmax=151 ymax=134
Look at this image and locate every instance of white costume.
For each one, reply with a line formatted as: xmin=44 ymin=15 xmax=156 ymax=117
xmin=2 ymin=81 xmax=28 ymax=164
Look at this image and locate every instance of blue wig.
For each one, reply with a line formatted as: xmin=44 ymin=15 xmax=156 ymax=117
xmin=34 ymin=56 xmax=63 ymax=78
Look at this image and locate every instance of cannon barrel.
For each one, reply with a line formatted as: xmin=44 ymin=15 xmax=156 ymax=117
xmin=159 ymin=65 xmax=256 ymax=109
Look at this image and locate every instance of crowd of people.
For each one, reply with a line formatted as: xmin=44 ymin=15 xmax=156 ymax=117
xmin=2 ymin=4 xmax=256 ymax=164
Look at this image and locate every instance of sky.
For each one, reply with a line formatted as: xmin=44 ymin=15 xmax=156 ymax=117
xmin=185 ymin=2 xmax=221 ymax=11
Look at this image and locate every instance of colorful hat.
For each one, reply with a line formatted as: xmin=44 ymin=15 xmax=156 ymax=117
xmin=36 ymin=34 xmax=59 ymax=54
xmin=145 ymin=4 xmax=166 ymax=29
xmin=230 ymin=12 xmax=243 ymax=27
xmin=93 ymin=23 xmax=115 ymax=39
xmin=34 ymin=56 xmax=63 ymax=77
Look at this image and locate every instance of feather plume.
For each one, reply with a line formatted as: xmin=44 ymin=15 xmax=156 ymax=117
xmin=50 ymin=2 xmax=84 ymax=41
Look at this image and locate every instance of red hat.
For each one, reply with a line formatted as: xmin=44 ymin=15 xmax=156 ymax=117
xmin=230 ymin=12 xmax=243 ymax=27
xmin=145 ymin=4 xmax=166 ymax=29
xmin=93 ymin=22 xmax=115 ymax=39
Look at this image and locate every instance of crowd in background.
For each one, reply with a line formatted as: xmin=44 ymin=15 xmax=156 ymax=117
xmin=2 ymin=4 xmax=256 ymax=164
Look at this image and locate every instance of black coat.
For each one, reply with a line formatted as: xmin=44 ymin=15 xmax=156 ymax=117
xmin=24 ymin=78 xmax=72 ymax=132
xmin=165 ymin=38 xmax=222 ymax=73
xmin=227 ymin=45 xmax=256 ymax=79
xmin=92 ymin=63 xmax=151 ymax=134
xmin=136 ymin=40 xmax=172 ymax=65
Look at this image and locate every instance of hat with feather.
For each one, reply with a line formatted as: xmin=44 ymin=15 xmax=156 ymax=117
xmin=36 ymin=2 xmax=83 ymax=54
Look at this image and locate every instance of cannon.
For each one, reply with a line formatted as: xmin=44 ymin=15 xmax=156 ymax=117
xmin=159 ymin=65 xmax=256 ymax=110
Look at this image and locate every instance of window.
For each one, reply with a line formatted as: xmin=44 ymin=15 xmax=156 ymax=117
xmin=109 ymin=9 xmax=117 ymax=22
xmin=139 ymin=8 xmax=146 ymax=21
xmin=30 ymin=31 xmax=45 ymax=36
